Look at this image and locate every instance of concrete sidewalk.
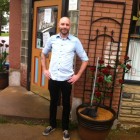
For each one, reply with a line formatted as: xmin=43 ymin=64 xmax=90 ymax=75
xmin=0 ymin=86 xmax=140 ymax=140
xmin=0 ymin=86 xmax=80 ymax=140
xmin=0 ymin=123 xmax=80 ymax=140
xmin=0 ymin=86 xmax=50 ymax=120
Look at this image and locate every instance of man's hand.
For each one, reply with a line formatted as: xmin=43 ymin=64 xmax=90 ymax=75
xmin=68 ymin=74 xmax=80 ymax=84
xmin=43 ymin=69 xmax=51 ymax=80
xmin=68 ymin=61 xmax=88 ymax=84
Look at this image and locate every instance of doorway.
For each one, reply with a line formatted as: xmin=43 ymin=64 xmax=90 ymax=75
xmin=30 ymin=0 xmax=62 ymax=99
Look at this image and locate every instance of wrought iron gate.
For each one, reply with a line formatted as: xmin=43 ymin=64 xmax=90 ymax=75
xmin=83 ymin=0 xmax=126 ymax=109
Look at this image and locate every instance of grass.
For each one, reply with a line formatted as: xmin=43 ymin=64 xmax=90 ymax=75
xmin=0 ymin=116 xmax=78 ymax=130
xmin=0 ymin=116 xmax=9 ymax=124
xmin=54 ymin=120 xmax=78 ymax=130
xmin=0 ymin=33 xmax=9 ymax=36
xmin=107 ymin=127 xmax=140 ymax=139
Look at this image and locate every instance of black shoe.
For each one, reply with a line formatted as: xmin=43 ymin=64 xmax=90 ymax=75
xmin=42 ymin=126 xmax=55 ymax=136
xmin=63 ymin=130 xmax=70 ymax=140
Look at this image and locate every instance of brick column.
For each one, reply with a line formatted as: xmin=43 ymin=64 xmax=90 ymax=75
xmin=9 ymin=0 xmax=21 ymax=86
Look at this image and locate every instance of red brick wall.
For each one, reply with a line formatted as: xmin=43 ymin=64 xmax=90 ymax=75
xmin=9 ymin=0 xmax=21 ymax=69
xmin=74 ymin=0 xmax=133 ymax=111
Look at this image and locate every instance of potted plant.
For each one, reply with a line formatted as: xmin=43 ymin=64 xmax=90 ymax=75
xmin=76 ymin=56 xmax=132 ymax=140
xmin=0 ymin=39 xmax=9 ymax=89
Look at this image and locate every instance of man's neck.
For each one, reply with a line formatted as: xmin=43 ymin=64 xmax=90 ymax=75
xmin=60 ymin=33 xmax=69 ymax=39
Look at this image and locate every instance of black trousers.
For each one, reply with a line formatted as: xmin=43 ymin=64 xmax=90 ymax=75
xmin=48 ymin=79 xmax=72 ymax=130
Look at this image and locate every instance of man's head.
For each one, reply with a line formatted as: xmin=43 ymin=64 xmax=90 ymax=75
xmin=58 ymin=17 xmax=71 ymax=38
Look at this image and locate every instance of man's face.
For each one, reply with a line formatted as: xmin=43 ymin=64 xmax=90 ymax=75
xmin=58 ymin=17 xmax=70 ymax=36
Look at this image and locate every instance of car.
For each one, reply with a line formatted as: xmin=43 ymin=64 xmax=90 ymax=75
xmin=1 ymin=26 xmax=9 ymax=33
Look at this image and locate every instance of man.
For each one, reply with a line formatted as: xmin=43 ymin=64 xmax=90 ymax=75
xmin=41 ymin=17 xmax=88 ymax=140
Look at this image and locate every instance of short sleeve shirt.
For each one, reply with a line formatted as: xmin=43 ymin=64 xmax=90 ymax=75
xmin=42 ymin=34 xmax=89 ymax=81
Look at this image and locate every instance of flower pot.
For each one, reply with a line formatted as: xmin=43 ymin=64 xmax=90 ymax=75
xmin=0 ymin=72 xmax=9 ymax=89
xmin=76 ymin=104 xmax=116 ymax=140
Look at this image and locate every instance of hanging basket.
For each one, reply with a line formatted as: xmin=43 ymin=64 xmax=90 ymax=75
xmin=0 ymin=72 xmax=9 ymax=89
xmin=76 ymin=104 xmax=116 ymax=140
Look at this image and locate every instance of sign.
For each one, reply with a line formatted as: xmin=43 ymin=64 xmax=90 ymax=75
xmin=69 ymin=0 xmax=78 ymax=10
xmin=43 ymin=32 xmax=50 ymax=48
xmin=44 ymin=8 xmax=52 ymax=23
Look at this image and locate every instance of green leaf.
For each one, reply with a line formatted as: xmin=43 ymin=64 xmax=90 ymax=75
xmin=104 ymin=75 xmax=112 ymax=83
xmin=120 ymin=64 xmax=126 ymax=68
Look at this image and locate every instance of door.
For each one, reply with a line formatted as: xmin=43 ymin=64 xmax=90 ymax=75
xmin=31 ymin=0 xmax=62 ymax=99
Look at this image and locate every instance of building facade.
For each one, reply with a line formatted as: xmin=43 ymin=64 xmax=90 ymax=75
xmin=9 ymin=0 xmax=140 ymax=122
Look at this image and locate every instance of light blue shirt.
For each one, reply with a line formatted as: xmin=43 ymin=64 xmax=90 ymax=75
xmin=42 ymin=34 xmax=89 ymax=81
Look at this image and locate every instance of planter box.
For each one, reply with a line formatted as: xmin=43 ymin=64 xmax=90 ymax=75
xmin=76 ymin=104 xmax=116 ymax=140
xmin=0 ymin=72 xmax=9 ymax=89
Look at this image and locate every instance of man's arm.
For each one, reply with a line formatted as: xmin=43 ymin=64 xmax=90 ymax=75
xmin=41 ymin=53 xmax=47 ymax=71
xmin=41 ymin=53 xmax=51 ymax=79
xmin=77 ymin=61 xmax=88 ymax=78
xmin=68 ymin=60 xmax=88 ymax=84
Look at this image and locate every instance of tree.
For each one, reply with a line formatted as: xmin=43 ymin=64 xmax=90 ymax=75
xmin=0 ymin=0 xmax=9 ymax=35
xmin=2 ymin=15 xmax=8 ymax=25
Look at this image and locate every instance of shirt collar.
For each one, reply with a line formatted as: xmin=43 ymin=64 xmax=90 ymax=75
xmin=56 ymin=33 xmax=71 ymax=40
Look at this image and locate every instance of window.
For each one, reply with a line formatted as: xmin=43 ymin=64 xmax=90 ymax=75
xmin=21 ymin=0 xmax=30 ymax=64
xmin=130 ymin=0 xmax=140 ymax=36
xmin=125 ymin=0 xmax=140 ymax=83
xmin=125 ymin=40 xmax=140 ymax=81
